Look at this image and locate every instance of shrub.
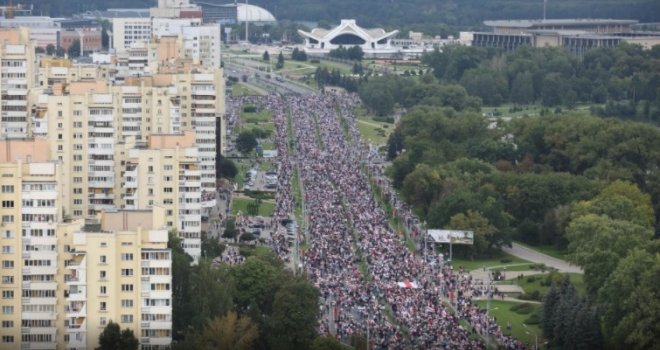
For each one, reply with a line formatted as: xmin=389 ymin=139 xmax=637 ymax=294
xmin=524 ymin=313 xmax=540 ymax=325
xmin=510 ymin=303 xmax=534 ymax=314
xmin=526 ymin=276 xmax=538 ymax=283
xmin=518 ymin=291 xmax=542 ymax=302
xmin=243 ymin=105 xmax=257 ymax=113
xmin=239 ymin=232 xmax=256 ymax=242
xmin=500 ymin=258 xmax=512 ymax=263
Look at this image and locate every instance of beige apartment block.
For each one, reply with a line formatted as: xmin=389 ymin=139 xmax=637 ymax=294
xmin=0 ymin=27 xmax=36 ymax=139
xmin=0 ymin=150 xmax=63 ymax=350
xmin=57 ymin=208 xmax=172 ymax=350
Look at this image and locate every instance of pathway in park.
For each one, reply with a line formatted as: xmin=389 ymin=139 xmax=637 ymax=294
xmin=503 ymin=243 xmax=583 ymax=274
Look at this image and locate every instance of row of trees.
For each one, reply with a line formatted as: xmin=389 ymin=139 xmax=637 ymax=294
xmin=314 ymin=67 xmax=360 ymax=92
xmin=422 ymin=44 xmax=660 ymax=122
xmin=328 ymin=46 xmax=364 ymax=61
xmin=389 ymin=109 xmax=660 ymax=250
xmin=358 ymin=75 xmax=481 ymax=116
xmin=169 ymin=234 xmax=345 ymax=350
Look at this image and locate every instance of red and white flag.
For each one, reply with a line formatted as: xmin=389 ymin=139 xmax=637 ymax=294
xmin=397 ymin=281 xmax=420 ymax=289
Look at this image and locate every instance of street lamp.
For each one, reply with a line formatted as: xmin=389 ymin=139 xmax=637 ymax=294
xmin=523 ymin=323 xmax=538 ymax=350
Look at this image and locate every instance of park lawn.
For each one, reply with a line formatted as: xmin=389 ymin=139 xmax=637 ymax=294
xmin=231 ymin=197 xmax=275 ymax=217
xmin=239 ymin=121 xmax=275 ymax=134
xmin=231 ymin=83 xmax=263 ymax=96
xmin=241 ymin=109 xmax=272 ymax=123
xmin=233 ymin=161 xmax=251 ymax=188
xmin=503 ymin=273 xmax=586 ymax=298
xmin=356 ymin=120 xmax=392 ymax=146
xmin=474 ymin=300 xmax=545 ymax=348
xmin=450 ymin=252 xmax=532 ymax=272
xmin=513 ymin=241 xmax=568 ymax=260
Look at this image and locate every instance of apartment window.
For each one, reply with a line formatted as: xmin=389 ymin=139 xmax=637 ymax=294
xmin=2 ymin=306 xmax=14 ymax=314
xmin=1 ymin=246 xmax=12 ymax=254
xmin=100 ymin=286 xmax=107 ymax=295
xmin=100 ymin=255 xmax=107 ymax=264
xmin=73 ymin=210 xmax=83 ymax=216
xmin=2 ymin=276 xmax=13 ymax=284
xmin=100 ymin=302 xmax=107 ymax=311
xmin=1 ymin=335 xmax=13 ymax=343
xmin=99 ymin=271 xmax=106 ymax=280
xmin=73 ymin=199 xmax=82 ymax=205
xmin=1 ymin=216 xmax=14 ymax=224
xmin=2 ymin=290 xmax=13 ymax=299
xmin=1 ymin=260 xmax=14 ymax=269
xmin=121 ymin=315 xmax=133 ymax=323
xmin=164 ymin=187 xmax=173 ymax=193
xmin=163 ymin=165 xmax=173 ymax=171
xmin=148 ymin=166 xmax=154 ymax=173
xmin=100 ymin=317 xmax=107 ymax=326
xmin=121 ymin=269 xmax=133 ymax=276
xmin=121 ymin=299 xmax=133 ymax=308
xmin=1 ymin=185 xmax=14 ymax=193
xmin=121 ymin=284 xmax=133 ymax=292
xmin=58 ymin=145 xmax=63 ymax=151
xmin=1 ymin=201 xmax=14 ymax=208
xmin=120 ymin=253 xmax=133 ymax=261
xmin=1 ymin=320 xmax=13 ymax=328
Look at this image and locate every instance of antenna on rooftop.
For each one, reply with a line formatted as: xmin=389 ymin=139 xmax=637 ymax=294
xmin=543 ymin=0 xmax=547 ymax=20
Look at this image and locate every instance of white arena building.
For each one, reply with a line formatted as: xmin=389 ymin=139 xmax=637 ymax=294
xmin=298 ymin=19 xmax=400 ymax=57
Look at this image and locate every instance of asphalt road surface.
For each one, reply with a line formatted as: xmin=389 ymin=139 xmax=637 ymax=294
xmin=503 ymin=242 xmax=583 ymax=273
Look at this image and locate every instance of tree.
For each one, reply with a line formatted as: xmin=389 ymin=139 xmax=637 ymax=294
xmin=55 ymin=47 xmax=65 ymax=57
xmin=68 ymin=39 xmax=81 ymax=58
xmin=102 ymin=27 xmax=109 ymax=50
xmin=190 ymin=312 xmax=259 ymax=350
xmin=218 ymin=156 xmax=238 ymax=179
xmin=35 ymin=46 xmax=45 ymax=54
xmin=510 ymin=71 xmax=534 ymax=105
xmin=268 ymin=278 xmax=320 ymax=350
xmin=97 ymin=321 xmax=138 ymax=350
xmin=276 ymin=52 xmax=285 ymax=69
xmin=402 ymin=164 xmax=442 ymax=216
xmin=235 ymin=131 xmax=258 ymax=154
xmin=311 ymin=336 xmax=350 ymax=350
xmin=566 ymin=214 xmax=653 ymax=295
xmin=169 ymin=232 xmax=194 ymax=340
xmin=201 ymin=235 xmax=225 ymax=259
xmin=263 ymin=50 xmax=270 ymax=61
xmin=598 ymin=249 xmax=660 ymax=349
xmin=449 ymin=210 xmax=497 ymax=257
xmin=45 ymin=44 xmax=55 ymax=56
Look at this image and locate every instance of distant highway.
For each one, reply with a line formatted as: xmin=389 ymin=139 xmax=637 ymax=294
xmin=224 ymin=59 xmax=315 ymax=95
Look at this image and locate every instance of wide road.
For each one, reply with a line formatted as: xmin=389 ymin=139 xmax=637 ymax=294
xmin=503 ymin=242 xmax=583 ymax=273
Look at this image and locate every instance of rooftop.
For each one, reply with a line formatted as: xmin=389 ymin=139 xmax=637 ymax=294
xmin=485 ymin=19 xmax=639 ymax=28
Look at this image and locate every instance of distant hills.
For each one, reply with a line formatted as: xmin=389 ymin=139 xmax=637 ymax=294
xmin=14 ymin=0 xmax=660 ymax=34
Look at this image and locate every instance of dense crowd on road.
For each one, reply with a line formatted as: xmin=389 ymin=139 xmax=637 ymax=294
xmin=228 ymin=93 xmax=524 ymax=349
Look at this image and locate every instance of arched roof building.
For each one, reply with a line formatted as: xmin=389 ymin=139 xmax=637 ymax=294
xmin=196 ymin=2 xmax=276 ymax=24
xmin=298 ymin=19 xmax=399 ymax=56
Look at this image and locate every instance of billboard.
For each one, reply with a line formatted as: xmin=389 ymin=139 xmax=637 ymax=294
xmin=427 ymin=229 xmax=474 ymax=245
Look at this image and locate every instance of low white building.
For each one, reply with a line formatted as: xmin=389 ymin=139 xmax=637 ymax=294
xmin=298 ymin=19 xmax=399 ymax=57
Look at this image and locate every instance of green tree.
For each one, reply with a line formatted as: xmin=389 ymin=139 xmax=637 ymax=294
xmin=276 ymin=52 xmax=285 ymax=69
xmin=236 ymin=131 xmax=258 ymax=154
xmin=598 ymin=249 xmax=660 ymax=349
xmin=169 ymin=232 xmax=194 ymax=340
xmin=448 ymin=210 xmax=497 ymax=257
xmin=402 ymin=164 xmax=442 ymax=216
xmin=263 ymin=50 xmax=270 ymax=61
xmin=101 ymin=27 xmax=109 ymax=50
xmin=510 ymin=71 xmax=534 ymax=104
xmin=201 ymin=235 xmax=225 ymax=259
xmin=68 ymin=39 xmax=81 ymax=58
xmin=566 ymin=214 xmax=653 ymax=295
xmin=311 ymin=336 xmax=350 ymax=350
xmin=190 ymin=312 xmax=259 ymax=350
xmin=46 ymin=44 xmax=55 ymax=56
xmin=187 ymin=260 xmax=235 ymax=329
xmin=96 ymin=321 xmax=138 ymax=350
xmin=268 ymin=278 xmax=320 ymax=350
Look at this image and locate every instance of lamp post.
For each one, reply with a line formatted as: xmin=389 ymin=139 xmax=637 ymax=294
xmin=523 ymin=323 xmax=538 ymax=350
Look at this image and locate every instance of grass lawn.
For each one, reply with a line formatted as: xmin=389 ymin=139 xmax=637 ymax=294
xmin=231 ymin=83 xmax=263 ymax=96
xmin=474 ymin=300 xmax=545 ymax=348
xmin=239 ymin=121 xmax=275 ymax=134
xmin=450 ymin=252 xmax=532 ymax=272
xmin=231 ymin=197 xmax=275 ymax=217
xmin=241 ymin=109 xmax=273 ymax=123
xmin=353 ymin=107 xmax=394 ymax=146
xmin=501 ymin=273 xmax=586 ymax=297
xmin=514 ymin=241 xmax=568 ymax=260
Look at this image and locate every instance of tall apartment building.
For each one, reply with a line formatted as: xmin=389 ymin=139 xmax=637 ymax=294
xmin=0 ymin=143 xmax=172 ymax=350
xmin=122 ymin=131 xmax=202 ymax=258
xmin=58 ymin=208 xmax=172 ymax=350
xmin=0 ymin=140 xmax=62 ymax=350
xmin=0 ymin=28 xmax=36 ymax=139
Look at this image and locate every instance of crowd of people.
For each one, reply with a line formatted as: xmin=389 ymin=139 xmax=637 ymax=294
xmin=228 ymin=93 xmax=525 ymax=349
